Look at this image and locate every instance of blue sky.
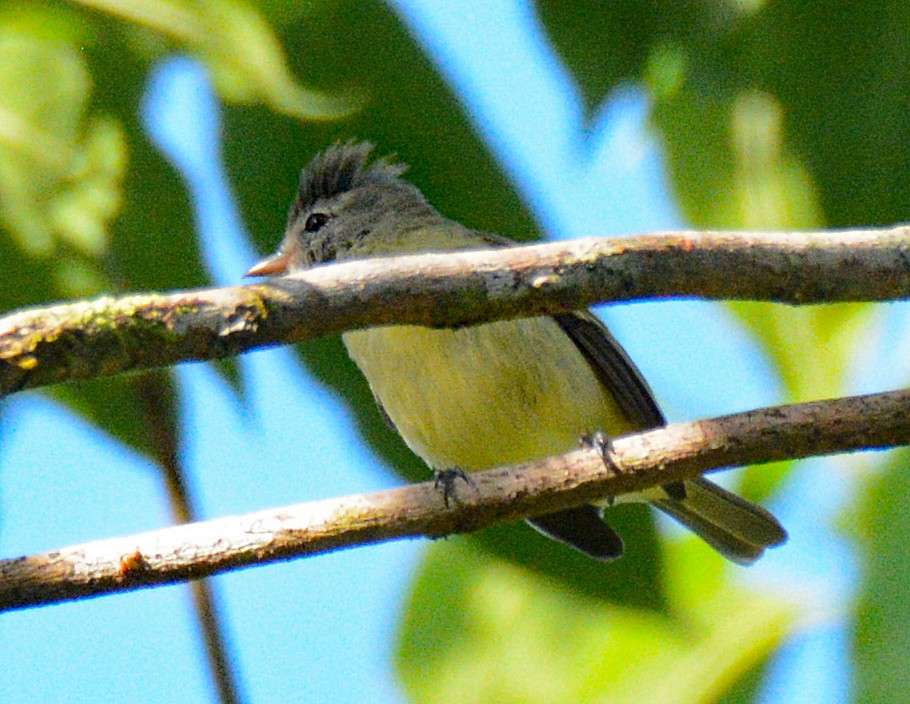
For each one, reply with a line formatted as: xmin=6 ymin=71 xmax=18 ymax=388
xmin=0 ymin=2 xmax=868 ymax=702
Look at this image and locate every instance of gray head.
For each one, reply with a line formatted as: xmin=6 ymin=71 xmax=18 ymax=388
xmin=246 ymin=141 xmax=444 ymax=276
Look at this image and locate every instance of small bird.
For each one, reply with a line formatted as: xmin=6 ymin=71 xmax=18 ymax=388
xmin=247 ymin=141 xmax=787 ymax=564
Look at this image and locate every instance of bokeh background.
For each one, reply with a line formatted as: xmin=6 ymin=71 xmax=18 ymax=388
xmin=2 ymin=1 xmax=910 ymax=702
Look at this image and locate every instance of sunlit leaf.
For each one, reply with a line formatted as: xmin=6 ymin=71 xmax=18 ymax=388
xmin=727 ymin=304 xmax=872 ymax=402
xmin=471 ymin=503 xmax=666 ymax=611
xmin=0 ymin=23 xmax=123 ymax=260
xmin=853 ymin=448 xmax=910 ymax=704
xmin=652 ymin=87 xmax=822 ymax=231
xmin=72 ymin=0 xmax=361 ymax=119
xmin=0 ymin=7 xmax=199 ymax=459
xmin=398 ymin=539 xmax=795 ymax=704
xmin=736 ymin=0 xmax=910 ymax=226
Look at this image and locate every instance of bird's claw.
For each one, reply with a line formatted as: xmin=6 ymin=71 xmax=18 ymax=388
xmin=581 ymin=430 xmax=617 ymax=505
xmin=434 ymin=468 xmax=475 ymax=507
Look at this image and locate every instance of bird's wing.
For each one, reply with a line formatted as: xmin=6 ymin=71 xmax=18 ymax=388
xmin=554 ymin=311 xmax=665 ymax=429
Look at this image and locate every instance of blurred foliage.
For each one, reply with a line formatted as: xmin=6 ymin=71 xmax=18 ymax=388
xmin=398 ymin=539 xmax=792 ymax=704
xmin=2 ymin=0 xmax=909 ymax=701
xmin=853 ymin=448 xmax=910 ymax=704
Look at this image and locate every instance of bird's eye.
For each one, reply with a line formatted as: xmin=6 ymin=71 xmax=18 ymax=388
xmin=304 ymin=212 xmax=330 ymax=233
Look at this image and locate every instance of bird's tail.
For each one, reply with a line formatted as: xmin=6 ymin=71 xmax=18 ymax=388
xmin=652 ymin=477 xmax=788 ymax=565
xmin=528 ymin=505 xmax=625 ymax=561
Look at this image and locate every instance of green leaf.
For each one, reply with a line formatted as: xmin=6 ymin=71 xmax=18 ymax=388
xmin=534 ymin=0 xmax=657 ymax=115
xmin=727 ymin=303 xmax=875 ymax=499
xmin=0 ymin=18 xmax=122 ymax=261
xmin=0 ymin=6 xmax=204 ymax=458
xmin=736 ymin=0 xmax=910 ymax=226
xmin=727 ymin=303 xmax=872 ymax=402
xmin=397 ymin=539 xmax=795 ymax=704
xmin=471 ymin=503 xmax=666 ymax=611
xmin=72 ymin=0 xmax=360 ymax=119
xmin=540 ymin=0 xmax=910 ymax=232
xmin=652 ymin=86 xmax=822 ymax=231
xmin=853 ymin=448 xmax=910 ymax=704
xmin=647 ymin=45 xmax=872 ymax=502
xmin=0 ymin=0 xmax=370 ymax=462
xmin=535 ymin=0 xmax=753 ymax=119
xmin=651 ymin=81 xmax=830 ymax=499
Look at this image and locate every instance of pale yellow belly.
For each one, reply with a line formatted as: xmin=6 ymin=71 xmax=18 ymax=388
xmin=342 ymin=317 xmax=634 ymax=471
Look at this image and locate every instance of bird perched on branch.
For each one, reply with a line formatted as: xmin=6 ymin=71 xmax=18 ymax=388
xmin=247 ymin=141 xmax=787 ymax=564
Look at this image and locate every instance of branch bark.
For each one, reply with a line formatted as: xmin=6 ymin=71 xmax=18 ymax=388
xmin=2 ymin=225 xmax=910 ymax=397
xmin=2 ymin=387 xmax=907 ymax=612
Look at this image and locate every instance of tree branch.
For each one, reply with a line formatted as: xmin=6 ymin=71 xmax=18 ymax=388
xmin=2 ymin=387 xmax=907 ymax=612
xmin=135 ymin=374 xmax=245 ymax=704
xmin=2 ymin=225 xmax=910 ymax=397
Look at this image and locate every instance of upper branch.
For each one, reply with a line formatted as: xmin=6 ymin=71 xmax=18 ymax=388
xmin=2 ymin=226 xmax=910 ymax=396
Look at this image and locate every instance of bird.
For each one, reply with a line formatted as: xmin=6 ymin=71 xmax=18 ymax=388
xmin=246 ymin=141 xmax=787 ymax=564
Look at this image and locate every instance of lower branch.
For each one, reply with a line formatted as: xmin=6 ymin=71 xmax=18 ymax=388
xmin=1 ymin=387 xmax=907 ymax=612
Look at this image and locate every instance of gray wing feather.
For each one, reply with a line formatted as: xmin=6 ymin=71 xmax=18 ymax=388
xmin=554 ymin=311 xmax=787 ymax=564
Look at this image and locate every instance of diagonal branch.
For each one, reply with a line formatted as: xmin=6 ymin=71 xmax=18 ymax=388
xmin=1 ymin=386 xmax=907 ymax=612
xmin=2 ymin=225 xmax=910 ymax=397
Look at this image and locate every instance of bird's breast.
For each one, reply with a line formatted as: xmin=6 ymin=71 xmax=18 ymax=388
xmin=342 ymin=317 xmax=631 ymax=470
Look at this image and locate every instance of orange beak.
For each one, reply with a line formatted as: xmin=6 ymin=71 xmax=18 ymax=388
xmin=245 ymin=250 xmax=291 ymax=277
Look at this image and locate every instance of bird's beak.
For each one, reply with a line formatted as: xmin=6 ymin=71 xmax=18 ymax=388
xmin=245 ymin=250 xmax=291 ymax=277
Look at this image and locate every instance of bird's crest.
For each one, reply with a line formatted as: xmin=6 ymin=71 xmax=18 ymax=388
xmin=290 ymin=141 xmax=406 ymax=223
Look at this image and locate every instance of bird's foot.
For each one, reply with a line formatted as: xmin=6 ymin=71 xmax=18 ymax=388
xmin=581 ymin=430 xmax=618 ymax=506
xmin=581 ymin=430 xmax=614 ymax=460
xmin=434 ymin=467 xmax=475 ymax=508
